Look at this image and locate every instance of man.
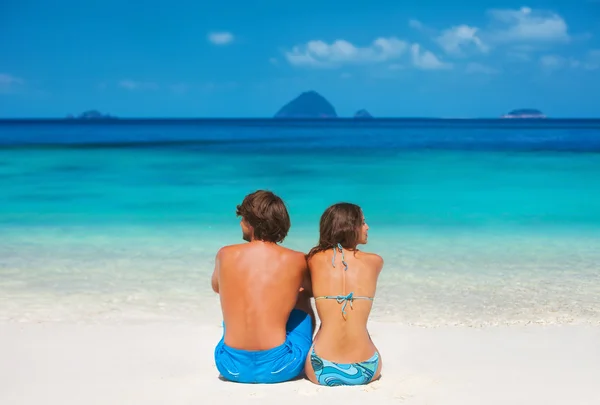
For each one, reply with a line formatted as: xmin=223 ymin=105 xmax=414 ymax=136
xmin=212 ymin=190 xmax=314 ymax=384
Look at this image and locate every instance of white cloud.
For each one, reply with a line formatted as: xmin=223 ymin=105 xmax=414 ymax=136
xmin=0 ymin=73 xmax=23 ymax=87
xmin=583 ymin=49 xmax=600 ymax=70
xmin=208 ymin=31 xmax=234 ymax=45
xmin=411 ymin=44 xmax=451 ymax=70
xmin=408 ymin=19 xmax=439 ymax=37
xmin=539 ymin=50 xmax=600 ymax=71
xmin=540 ymin=54 xmax=566 ymax=69
xmin=285 ymin=37 xmax=408 ymax=67
xmin=465 ymin=62 xmax=499 ymax=74
xmin=487 ymin=7 xmax=569 ymax=43
xmin=437 ymin=25 xmax=489 ymax=55
xmin=285 ymin=37 xmax=451 ymax=72
xmin=118 ymin=80 xmax=159 ymax=91
xmin=418 ymin=7 xmax=570 ymax=60
xmin=409 ymin=19 xmax=424 ymax=30
xmin=286 ymin=7 xmax=572 ymax=73
xmin=0 ymin=73 xmax=23 ymax=85
xmin=0 ymin=73 xmax=24 ymax=93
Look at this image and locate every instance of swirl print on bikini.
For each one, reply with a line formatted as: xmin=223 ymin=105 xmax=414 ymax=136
xmin=310 ymin=349 xmax=379 ymax=386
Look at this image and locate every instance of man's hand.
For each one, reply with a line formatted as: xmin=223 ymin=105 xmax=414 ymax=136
xmin=299 ymin=270 xmax=313 ymax=297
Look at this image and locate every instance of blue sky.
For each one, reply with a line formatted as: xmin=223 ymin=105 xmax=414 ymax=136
xmin=1 ymin=0 xmax=599 ymax=117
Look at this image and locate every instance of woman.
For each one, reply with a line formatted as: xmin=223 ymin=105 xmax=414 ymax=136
xmin=304 ymin=203 xmax=384 ymax=386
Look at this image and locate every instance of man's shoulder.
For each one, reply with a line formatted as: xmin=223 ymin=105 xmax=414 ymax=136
xmin=278 ymin=245 xmax=307 ymax=259
xmin=216 ymin=243 xmax=245 ymax=257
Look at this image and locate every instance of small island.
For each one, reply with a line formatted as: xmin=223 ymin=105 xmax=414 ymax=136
xmin=274 ymin=91 xmax=337 ymax=118
xmin=354 ymin=109 xmax=373 ymax=119
xmin=66 ymin=110 xmax=116 ymax=120
xmin=501 ymin=109 xmax=546 ymax=119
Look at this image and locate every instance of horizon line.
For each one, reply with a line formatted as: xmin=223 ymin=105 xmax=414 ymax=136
xmin=2 ymin=117 xmax=600 ymax=121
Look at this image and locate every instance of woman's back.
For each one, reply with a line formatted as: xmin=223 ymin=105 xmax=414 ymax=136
xmin=308 ymin=247 xmax=383 ymax=362
xmin=304 ymin=202 xmax=383 ymax=386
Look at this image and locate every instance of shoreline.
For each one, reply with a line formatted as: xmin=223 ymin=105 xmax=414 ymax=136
xmin=2 ymin=292 xmax=600 ymax=328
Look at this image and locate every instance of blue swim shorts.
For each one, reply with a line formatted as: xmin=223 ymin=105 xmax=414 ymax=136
xmin=214 ymin=309 xmax=313 ymax=384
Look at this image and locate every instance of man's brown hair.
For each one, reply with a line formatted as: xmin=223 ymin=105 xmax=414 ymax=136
xmin=236 ymin=190 xmax=291 ymax=243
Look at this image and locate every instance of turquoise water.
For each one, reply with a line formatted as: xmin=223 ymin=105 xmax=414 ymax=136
xmin=1 ymin=120 xmax=600 ymax=326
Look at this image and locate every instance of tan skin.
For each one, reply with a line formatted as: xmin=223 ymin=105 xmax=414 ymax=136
xmin=304 ymin=215 xmax=384 ymax=384
xmin=211 ymin=218 xmax=314 ymax=351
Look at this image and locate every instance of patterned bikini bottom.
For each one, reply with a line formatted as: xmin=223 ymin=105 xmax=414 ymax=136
xmin=310 ymin=348 xmax=380 ymax=386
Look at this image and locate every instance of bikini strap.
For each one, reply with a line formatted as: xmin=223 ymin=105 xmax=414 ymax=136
xmin=331 ymin=243 xmax=348 ymax=272
xmin=332 ymin=243 xmax=350 ymax=319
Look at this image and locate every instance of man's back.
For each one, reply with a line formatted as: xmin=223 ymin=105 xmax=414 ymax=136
xmin=216 ymin=241 xmax=307 ymax=350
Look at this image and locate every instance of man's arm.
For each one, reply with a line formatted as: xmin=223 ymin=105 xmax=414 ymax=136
xmin=211 ymin=248 xmax=222 ymax=294
xmin=299 ymin=254 xmax=313 ymax=297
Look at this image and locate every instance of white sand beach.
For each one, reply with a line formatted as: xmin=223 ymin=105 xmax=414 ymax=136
xmin=2 ymin=317 xmax=599 ymax=405
xmin=2 ymin=228 xmax=600 ymax=404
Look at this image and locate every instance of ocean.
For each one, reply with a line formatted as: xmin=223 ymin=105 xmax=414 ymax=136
xmin=1 ymin=119 xmax=599 ymax=326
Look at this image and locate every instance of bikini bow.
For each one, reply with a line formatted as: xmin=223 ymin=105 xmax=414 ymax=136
xmin=336 ymin=292 xmax=354 ymax=317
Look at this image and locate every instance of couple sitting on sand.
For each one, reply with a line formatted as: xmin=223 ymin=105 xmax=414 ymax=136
xmin=211 ymin=190 xmax=384 ymax=386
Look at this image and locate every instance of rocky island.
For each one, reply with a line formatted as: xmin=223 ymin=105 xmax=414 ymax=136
xmin=66 ymin=110 xmax=116 ymax=120
xmin=354 ymin=109 xmax=373 ymax=119
xmin=274 ymin=91 xmax=337 ymax=118
xmin=501 ymin=109 xmax=546 ymax=119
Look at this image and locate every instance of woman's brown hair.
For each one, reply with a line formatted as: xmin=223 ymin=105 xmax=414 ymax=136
xmin=307 ymin=202 xmax=363 ymax=259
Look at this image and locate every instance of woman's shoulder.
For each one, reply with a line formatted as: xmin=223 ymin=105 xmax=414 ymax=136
xmin=356 ymin=251 xmax=384 ymax=270
xmin=307 ymin=249 xmax=384 ymax=271
xmin=306 ymin=249 xmax=330 ymax=265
